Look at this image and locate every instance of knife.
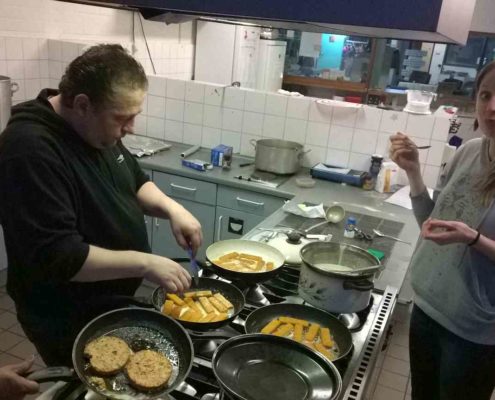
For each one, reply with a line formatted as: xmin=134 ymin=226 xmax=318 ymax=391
xmin=187 ymin=248 xmax=200 ymax=286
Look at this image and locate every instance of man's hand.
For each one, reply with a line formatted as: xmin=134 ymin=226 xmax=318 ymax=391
xmin=168 ymin=205 xmax=203 ymax=256
xmin=143 ymin=254 xmax=192 ymax=292
xmin=0 ymin=357 xmax=39 ymax=400
xmin=421 ymin=218 xmax=478 ymax=246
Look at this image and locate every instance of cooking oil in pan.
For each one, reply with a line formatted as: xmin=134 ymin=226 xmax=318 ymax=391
xmin=83 ymin=326 xmax=180 ymax=399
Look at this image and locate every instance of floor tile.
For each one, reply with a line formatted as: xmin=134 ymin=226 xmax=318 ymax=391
xmin=8 ymin=323 xmax=26 ymax=337
xmin=0 ymin=311 xmax=18 ymax=329
xmin=0 ymin=330 xmax=25 ymax=351
xmin=7 ymin=339 xmax=38 ymax=359
xmin=382 ymin=356 xmax=410 ymax=377
xmin=387 ymin=343 xmax=409 ymax=362
xmin=392 ymin=321 xmax=410 ymax=336
xmin=372 ymin=384 xmax=405 ymax=400
xmin=378 ymin=369 xmax=408 ymax=392
xmin=0 ymin=294 xmax=15 ymax=310
xmin=392 ymin=303 xmax=412 ymax=323
xmin=391 ymin=333 xmax=409 ymax=348
xmin=0 ymin=351 xmax=23 ymax=365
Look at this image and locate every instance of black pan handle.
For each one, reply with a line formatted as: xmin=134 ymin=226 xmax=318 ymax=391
xmin=343 ymin=279 xmax=374 ymax=291
xmin=26 ymin=367 xmax=76 ymax=383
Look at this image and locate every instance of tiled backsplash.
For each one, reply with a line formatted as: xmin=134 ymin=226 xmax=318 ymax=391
xmin=137 ymin=76 xmax=451 ymax=188
xmin=0 ymin=36 xmax=450 ymax=189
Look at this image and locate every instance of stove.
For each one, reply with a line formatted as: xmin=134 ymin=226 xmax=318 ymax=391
xmin=44 ymin=271 xmax=396 ymax=400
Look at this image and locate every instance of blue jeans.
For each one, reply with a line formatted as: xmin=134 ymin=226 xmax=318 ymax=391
xmin=409 ymin=305 xmax=495 ymax=400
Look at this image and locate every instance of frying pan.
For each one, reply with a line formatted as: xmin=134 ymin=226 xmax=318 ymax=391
xmin=205 ymin=239 xmax=285 ymax=284
xmin=27 ymin=308 xmax=194 ymax=400
xmin=151 ymin=277 xmax=245 ymax=331
xmin=244 ymin=303 xmax=353 ymax=363
xmin=212 ymin=334 xmax=342 ymax=400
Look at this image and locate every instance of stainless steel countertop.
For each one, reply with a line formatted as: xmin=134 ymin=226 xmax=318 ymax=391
xmin=137 ymin=142 xmax=420 ymax=301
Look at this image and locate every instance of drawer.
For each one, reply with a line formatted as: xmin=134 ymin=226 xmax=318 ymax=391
xmin=153 ymin=172 xmax=217 ymax=205
xmin=217 ymin=186 xmax=285 ymax=217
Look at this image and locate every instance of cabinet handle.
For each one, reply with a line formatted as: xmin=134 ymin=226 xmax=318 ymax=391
xmin=216 ymin=215 xmax=224 ymax=241
xmin=154 ymin=218 xmax=160 ymax=229
xmin=236 ymin=196 xmax=264 ymax=208
xmin=170 ymin=183 xmax=197 ymax=193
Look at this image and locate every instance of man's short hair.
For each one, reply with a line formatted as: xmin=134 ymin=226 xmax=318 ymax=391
xmin=59 ymin=44 xmax=148 ymax=109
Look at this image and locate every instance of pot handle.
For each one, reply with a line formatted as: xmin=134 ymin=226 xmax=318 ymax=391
xmin=26 ymin=367 xmax=76 ymax=383
xmin=297 ymin=148 xmax=311 ymax=159
xmin=11 ymin=82 xmax=19 ymax=94
xmin=250 ymin=139 xmax=257 ymax=149
xmin=343 ymin=279 xmax=374 ymax=291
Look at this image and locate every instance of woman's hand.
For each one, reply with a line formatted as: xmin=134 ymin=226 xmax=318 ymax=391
xmin=389 ymin=132 xmax=421 ymax=175
xmin=0 ymin=357 xmax=39 ymax=400
xmin=421 ymin=218 xmax=478 ymax=245
xmin=143 ymin=254 xmax=192 ymax=293
xmin=168 ymin=205 xmax=203 ymax=256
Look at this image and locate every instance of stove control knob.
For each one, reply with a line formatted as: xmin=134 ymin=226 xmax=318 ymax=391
xmin=286 ymin=231 xmax=302 ymax=244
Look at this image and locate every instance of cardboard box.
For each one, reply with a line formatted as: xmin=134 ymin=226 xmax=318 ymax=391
xmin=211 ymin=144 xmax=233 ymax=168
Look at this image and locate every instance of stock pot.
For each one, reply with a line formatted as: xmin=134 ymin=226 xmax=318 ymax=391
xmin=251 ymin=139 xmax=306 ymax=175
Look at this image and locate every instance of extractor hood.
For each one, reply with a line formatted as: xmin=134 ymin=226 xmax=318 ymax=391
xmin=58 ymin=0 xmax=477 ymax=44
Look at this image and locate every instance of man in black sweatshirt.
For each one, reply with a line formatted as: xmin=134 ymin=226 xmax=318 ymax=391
xmin=0 ymin=44 xmax=202 ymax=366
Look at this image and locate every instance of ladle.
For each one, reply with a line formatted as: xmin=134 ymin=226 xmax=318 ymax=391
xmin=305 ymin=205 xmax=345 ymax=233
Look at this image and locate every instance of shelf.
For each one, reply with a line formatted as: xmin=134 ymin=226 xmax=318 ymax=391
xmin=283 ymin=75 xmax=368 ymax=94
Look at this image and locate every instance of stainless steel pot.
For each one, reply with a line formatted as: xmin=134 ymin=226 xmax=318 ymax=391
xmin=0 ymin=76 xmax=19 ymax=132
xmin=298 ymin=242 xmax=382 ymax=314
xmin=250 ymin=139 xmax=307 ymax=175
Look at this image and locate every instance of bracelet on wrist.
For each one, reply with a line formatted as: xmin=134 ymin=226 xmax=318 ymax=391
xmin=468 ymin=230 xmax=481 ymax=247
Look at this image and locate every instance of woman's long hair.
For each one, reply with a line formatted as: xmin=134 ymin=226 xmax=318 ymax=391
xmin=475 ymin=61 xmax=495 ymax=205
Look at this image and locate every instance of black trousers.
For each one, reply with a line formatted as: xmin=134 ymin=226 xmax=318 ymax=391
xmin=409 ymin=305 xmax=495 ymax=400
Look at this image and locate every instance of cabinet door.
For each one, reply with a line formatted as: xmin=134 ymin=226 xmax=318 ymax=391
xmin=215 ymin=206 xmax=264 ymax=241
xmin=152 ymin=198 xmax=215 ymax=260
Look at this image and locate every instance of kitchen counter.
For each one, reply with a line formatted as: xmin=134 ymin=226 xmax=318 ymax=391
xmin=137 ymin=142 xmax=420 ymax=302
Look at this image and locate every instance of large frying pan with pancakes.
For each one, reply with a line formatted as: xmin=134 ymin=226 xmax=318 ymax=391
xmin=27 ymin=308 xmax=193 ymax=400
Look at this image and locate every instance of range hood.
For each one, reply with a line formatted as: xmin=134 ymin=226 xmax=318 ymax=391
xmin=59 ymin=0 xmax=476 ymax=44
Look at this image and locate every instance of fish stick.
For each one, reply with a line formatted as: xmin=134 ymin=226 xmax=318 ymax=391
xmin=195 ymin=301 xmax=207 ymax=315
xmin=279 ymin=317 xmax=310 ymax=327
xmin=303 ymin=340 xmax=316 ymax=350
xmin=273 ymin=323 xmax=294 ymax=337
xmin=315 ymin=343 xmax=336 ymax=361
xmin=214 ymin=293 xmax=233 ymax=309
xmin=320 ymin=328 xmax=334 ymax=348
xmin=293 ymin=324 xmax=304 ymax=342
xmin=186 ymin=309 xmax=203 ymax=323
xmin=162 ymin=300 xmax=174 ymax=316
xmin=261 ymin=319 xmax=282 ymax=334
xmin=178 ymin=308 xmax=196 ymax=321
xmin=255 ymin=260 xmax=265 ymax=271
xmin=266 ymin=262 xmax=275 ymax=271
xmin=185 ymin=297 xmax=201 ymax=313
xmin=209 ymin=297 xmax=228 ymax=313
xmin=171 ymin=305 xmax=185 ymax=319
xmin=217 ymin=252 xmax=239 ymax=261
xmin=239 ymin=253 xmax=262 ymax=261
xmin=305 ymin=323 xmax=320 ymax=342
xmin=199 ymin=297 xmax=215 ymax=314
xmin=166 ymin=294 xmax=185 ymax=306
xmin=199 ymin=313 xmax=217 ymax=323
xmin=211 ymin=312 xmax=228 ymax=322
xmin=184 ymin=292 xmax=196 ymax=298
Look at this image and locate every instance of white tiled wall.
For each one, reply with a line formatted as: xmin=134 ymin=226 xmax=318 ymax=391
xmin=138 ymin=77 xmax=451 ymax=188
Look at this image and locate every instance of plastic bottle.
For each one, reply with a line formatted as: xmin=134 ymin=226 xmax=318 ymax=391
xmin=344 ymin=216 xmax=356 ymax=238
xmin=369 ymin=154 xmax=383 ymax=188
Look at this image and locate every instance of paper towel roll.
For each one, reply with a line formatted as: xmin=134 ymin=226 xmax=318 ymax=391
xmin=441 ymin=144 xmax=456 ymax=168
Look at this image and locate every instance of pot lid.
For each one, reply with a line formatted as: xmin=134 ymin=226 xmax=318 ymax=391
xmin=300 ymin=242 xmax=382 ymax=277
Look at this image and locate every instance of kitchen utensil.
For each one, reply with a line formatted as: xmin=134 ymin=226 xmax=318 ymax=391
xmin=372 ymin=229 xmax=411 ymax=245
xmin=205 ymin=239 xmax=285 ymax=284
xmin=353 ymin=227 xmax=374 ymax=241
xmin=412 ymin=145 xmax=431 ymax=150
xmin=212 ymin=334 xmax=342 ymax=400
xmin=305 ymin=204 xmax=346 ymax=233
xmin=239 ymin=162 xmax=254 ymax=167
xmin=233 ymin=175 xmax=278 ymax=188
xmin=187 ymin=248 xmax=200 ymax=286
xmin=151 ymin=277 xmax=245 ymax=332
xmin=250 ymin=138 xmax=308 ymax=175
xmin=403 ymin=90 xmax=437 ymax=114
xmin=27 ymin=308 xmax=194 ymax=400
xmin=299 ymin=242 xmax=382 ymax=313
xmin=244 ymin=303 xmax=353 ymax=363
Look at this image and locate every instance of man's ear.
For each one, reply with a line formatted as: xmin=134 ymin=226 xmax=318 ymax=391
xmin=72 ymin=94 xmax=92 ymax=117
